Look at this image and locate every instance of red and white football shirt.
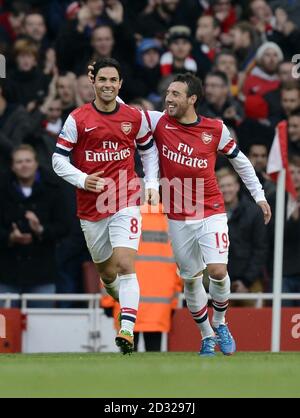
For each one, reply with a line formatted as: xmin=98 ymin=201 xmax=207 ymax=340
xmin=55 ymin=102 xmax=154 ymax=221
xmin=147 ymin=112 xmax=244 ymax=221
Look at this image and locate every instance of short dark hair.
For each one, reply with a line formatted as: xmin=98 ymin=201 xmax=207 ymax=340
xmin=289 ymin=107 xmax=300 ymax=118
xmin=12 ymin=144 xmax=38 ymax=161
xmin=281 ymin=80 xmax=300 ymax=92
xmin=199 ymin=15 xmax=221 ymax=30
xmin=215 ymin=49 xmax=237 ymax=65
xmin=92 ymin=58 xmax=122 ymax=81
xmin=205 ymin=71 xmax=229 ymax=86
xmin=233 ymin=21 xmax=258 ymax=44
xmin=289 ymin=154 xmax=300 ymax=167
xmin=172 ymin=73 xmax=203 ymax=108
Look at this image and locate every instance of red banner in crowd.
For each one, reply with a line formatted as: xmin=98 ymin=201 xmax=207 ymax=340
xmin=168 ymin=308 xmax=300 ymax=352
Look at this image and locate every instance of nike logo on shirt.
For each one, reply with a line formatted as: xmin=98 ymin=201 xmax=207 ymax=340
xmin=85 ymin=127 xmax=97 ymax=132
xmin=165 ymin=124 xmax=178 ymax=130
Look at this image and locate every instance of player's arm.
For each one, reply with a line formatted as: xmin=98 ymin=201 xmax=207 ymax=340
xmin=218 ymin=123 xmax=272 ymax=224
xmin=52 ymin=115 xmax=105 ymax=193
xmin=136 ymin=111 xmax=160 ymax=205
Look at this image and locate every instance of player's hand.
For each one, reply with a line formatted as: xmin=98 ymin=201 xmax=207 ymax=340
xmin=145 ymin=188 xmax=160 ymax=206
xmin=257 ymin=201 xmax=272 ymax=225
xmin=88 ymin=63 xmax=95 ymax=84
xmin=85 ymin=171 xmax=105 ymax=193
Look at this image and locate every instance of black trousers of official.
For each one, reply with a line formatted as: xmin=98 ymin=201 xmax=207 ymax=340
xmin=134 ymin=332 xmax=162 ymax=352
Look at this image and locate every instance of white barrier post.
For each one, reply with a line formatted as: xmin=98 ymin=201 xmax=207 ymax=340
xmin=271 ymin=169 xmax=286 ymax=352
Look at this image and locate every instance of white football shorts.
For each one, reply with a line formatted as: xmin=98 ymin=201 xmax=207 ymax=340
xmin=80 ymin=206 xmax=142 ymax=264
xmin=168 ymin=213 xmax=229 ymax=279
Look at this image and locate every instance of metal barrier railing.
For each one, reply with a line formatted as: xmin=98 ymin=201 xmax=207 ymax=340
xmin=1 ymin=292 xmax=300 ymax=309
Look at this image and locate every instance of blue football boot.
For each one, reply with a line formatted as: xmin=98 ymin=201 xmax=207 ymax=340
xmin=199 ymin=336 xmax=218 ymax=357
xmin=214 ymin=324 xmax=236 ymax=355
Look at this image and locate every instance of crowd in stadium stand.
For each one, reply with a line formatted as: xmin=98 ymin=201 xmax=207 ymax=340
xmin=0 ymin=0 xmax=300 ymax=307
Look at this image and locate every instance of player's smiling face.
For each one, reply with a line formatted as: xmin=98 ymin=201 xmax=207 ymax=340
xmin=94 ymin=67 xmax=123 ymax=103
xmin=165 ymin=81 xmax=194 ymax=119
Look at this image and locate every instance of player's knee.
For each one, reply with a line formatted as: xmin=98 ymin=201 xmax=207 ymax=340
xmin=116 ymin=259 xmax=135 ymax=276
xmin=97 ymin=266 xmax=116 ymax=284
xmin=208 ymin=265 xmax=227 ymax=281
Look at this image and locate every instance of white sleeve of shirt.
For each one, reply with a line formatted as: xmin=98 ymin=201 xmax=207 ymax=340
xmin=116 ymin=96 xmax=125 ymax=104
xmin=136 ymin=111 xmax=160 ymax=191
xmin=53 ymin=114 xmax=87 ymax=189
xmin=52 ymin=154 xmax=88 ymax=190
xmin=218 ymin=123 xmax=266 ymax=203
xmin=147 ymin=110 xmax=164 ymax=134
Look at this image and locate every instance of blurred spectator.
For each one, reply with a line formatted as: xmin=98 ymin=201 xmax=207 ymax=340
xmin=243 ymin=41 xmax=283 ymax=98
xmin=76 ymin=75 xmax=95 ymax=106
xmin=56 ymin=1 xmax=135 ymax=75
xmin=247 ymin=142 xmax=275 ymax=199
xmin=268 ymin=155 xmax=300 ymax=306
xmin=278 ymin=61 xmax=294 ymax=83
xmin=55 ymin=73 xmax=77 ymax=121
xmin=236 ymin=114 xmax=275 ymax=153
xmin=242 ymin=41 xmax=283 ymax=123
xmin=248 ymin=0 xmax=275 ymax=38
xmin=267 ymin=81 xmax=300 ymax=128
xmin=0 ymin=79 xmax=31 ymax=175
xmin=5 ymin=38 xmax=51 ymax=112
xmin=23 ymin=12 xmax=48 ymax=47
xmin=23 ymin=12 xmax=58 ymax=76
xmin=193 ymin=15 xmax=221 ymax=80
xmin=230 ymin=21 xmax=259 ymax=72
xmin=288 ymin=108 xmax=300 ymax=157
xmin=42 ymin=97 xmax=63 ymax=137
xmin=269 ymin=0 xmax=300 ymax=26
xmin=55 ymin=0 xmax=110 ymax=71
xmin=135 ymin=38 xmax=162 ymax=104
xmin=217 ymin=167 xmax=267 ymax=302
xmin=136 ymin=0 xmax=182 ymax=39
xmin=86 ymin=23 xmax=137 ymax=100
xmin=30 ymin=97 xmax=64 ymax=170
xmin=0 ymin=1 xmax=28 ymax=47
xmin=270 ymin=7 xmax=300 ymax=60
xmin=161 ymin=26 xmax=197 ymax=77
xmin=205 ymin=0 xmax=237 ymax=39
xmin=264 ymin=62 xmax=298 ymax=127
xmin=90 ymin=24 xmax=115 ymax=64
xmin=0 ymin=145 xmax=69 ymax=308
xmin=199 ymin=70 xmax=243 ymax=128
xmin=214 ymin=49 xmax=240 ymax=97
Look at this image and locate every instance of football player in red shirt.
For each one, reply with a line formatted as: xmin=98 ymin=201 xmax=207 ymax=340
xmin=53 ymin=59 xmax=160 ymax=354
xmin=146 ymin=73 xmax=271 ymax=356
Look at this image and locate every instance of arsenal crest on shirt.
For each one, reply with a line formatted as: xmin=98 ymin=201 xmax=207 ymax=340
xmin=201 ymin=132 xmax=213 ymax=144
xmin=121 ymin=122 xmax=132 ymax=135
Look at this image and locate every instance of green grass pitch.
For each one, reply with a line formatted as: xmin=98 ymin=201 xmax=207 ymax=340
xmin=0 ymin=353 xmax=299 ymax=398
